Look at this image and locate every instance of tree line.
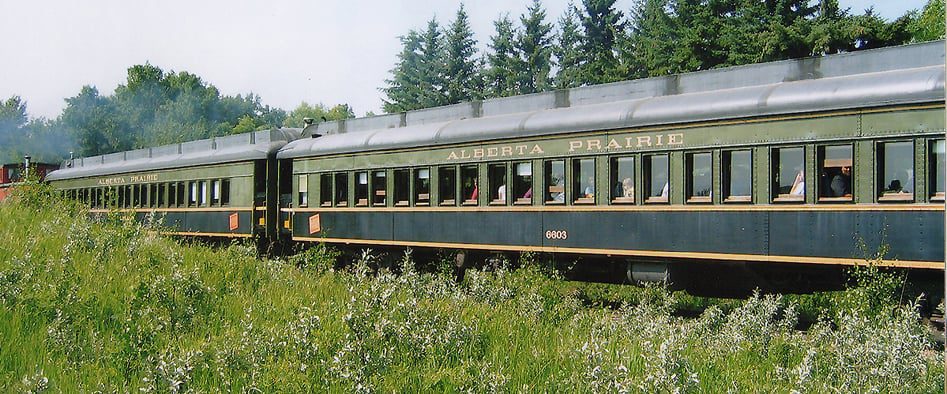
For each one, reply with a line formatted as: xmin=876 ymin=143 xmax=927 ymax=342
xmin=383 ymin=0 xmax=946 ymax=112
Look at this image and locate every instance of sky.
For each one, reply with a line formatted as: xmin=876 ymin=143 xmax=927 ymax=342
xmin=0 ymin=0 xmax=932 ymax=120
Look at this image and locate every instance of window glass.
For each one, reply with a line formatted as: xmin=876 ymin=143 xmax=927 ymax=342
xmin=169 ymin=183 xmax=177 ymax=207
xmin=513 ymin=162 xmax=532 ymax=204
xmin=439 ymin=166 xmax=457 ymax=206
xmin=932 ymin=139 xmax=945 ymax=200
xmin=645 ymin=154 xmax=669 ymax=203
xmin=189 ymin=182 xmax=198 ymax=206
xmin=489 ymin=163 xmax=507 ymax=204
xmin=199 ymin=181 xmax=208 ymax=206
xmin=355 ymin=171 xmax=368 ymax=206
xmin=879 ymin=141 xmax=913 ymax=201
xmin=394 ymin=169 xmax=410 ymax=206
xmin=461 ymin=165 xmax=478 ymax=205
xmin=610 ymin=156 xmax=635 ymax=203
xmin=320 ymin=174 xmax=333 ymax=206
xmin=687 ymin=152 xmax=712 ymax=202
xmin=177 ymin=182 xmax=186 ymax=207
xmin=124 ymin=185 xmax=132 ymax=207
xmin=150 ymin=184 xmax=158 ymax=207
xmin=221 ymin=179 xmax=230 ymax=206
xmin=372 ymin=170 xmax=386 ymax=206
xmin=414 ymin=168 xmax=431 ymax=206
xmin=157 ymin=184 xmax=165 ymax=207
xmin=545 ymin=160 xmax=565 ymax=204
xmin=773 ymin=147 xmax=805 ymax=201
xmin=573 ymin=158 xmax=595 ymax=204
xmin=819 ymin=145 xmax=853 ymax=200
xmin=335 ymin=173 xmax=348 ymax=206
xmin=297 ymin=175 xmax=308 ymax=207
xmin=724 ymin=150 xmax=752 ymax=202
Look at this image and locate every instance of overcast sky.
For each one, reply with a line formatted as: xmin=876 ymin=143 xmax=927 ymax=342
xmin=0 ymin=0 xmax=931 ymax=120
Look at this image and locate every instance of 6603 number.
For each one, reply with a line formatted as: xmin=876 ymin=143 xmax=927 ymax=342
xmin=544 ymin=230 xmax=568 ymax=240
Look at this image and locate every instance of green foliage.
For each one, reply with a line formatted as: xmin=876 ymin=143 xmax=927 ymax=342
xmin=553 ymin=4 xmax=585 ymax=89
xmin=283 ymin=102 xmax=354 ymax=128
xmin=59 ymin=63 xmax=287 ymax=157
xmin=444 ymin=4 xmax=483 ymax=104
xmin=516 ymin=0 xmax=555 ymax=94
xmin=910 ymin=0 xmax=946 ymax=41
xmin=578 ymin=0 xmax=626 ymax=84
xmin=0 ymin=96 xmax=73 ymax=164
xmin=484 ymin=15 xmax=522 ymax=98
xmin=0 ymin=197 xmax=941 ymax=392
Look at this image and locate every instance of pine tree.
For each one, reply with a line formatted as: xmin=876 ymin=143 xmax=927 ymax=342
xmin=553 ymin=4 xmax=585 ymax=89
xmin=444 ymin=4 xmax=482 ymax=104
xmin=485 ymin=15 xmax=521 ymax=98
xmin=515 ymin=0 xmax=555 ymax=94
xmin=383 ymin=30 xmax=425 ymax=113
xmin=578 ymin=0 xmax=627 ymax=85
xmin=626 ymin=0 xmax=678 ymax=78
xmin=418 ymin=18 xmax=450 ymax=108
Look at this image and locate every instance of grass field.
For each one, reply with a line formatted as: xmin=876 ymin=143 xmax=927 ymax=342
xmin=0 ymin=184 xmax=943 ymax=392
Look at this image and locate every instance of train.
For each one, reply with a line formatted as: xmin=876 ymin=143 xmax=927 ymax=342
xmin=45 ymin=41 xmax=946 ymax=293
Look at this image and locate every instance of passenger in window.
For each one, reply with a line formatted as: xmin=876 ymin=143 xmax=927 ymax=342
xmin=622 ymin=178 xmax=634 ymax=198
xmin=584 ymin=176 xmax=595 ymax=198
xmin=829 ymin=165 xmax=851 ymax=197
xmin=470 ymin=179 xmax=478 ymax=200
xmin=522 ymin=187 xmax=532 ymax=199
xmin=498 ymin=184 xmax=506 ymax=201
xmin=790 ymin=169 xmax=805 ymax=196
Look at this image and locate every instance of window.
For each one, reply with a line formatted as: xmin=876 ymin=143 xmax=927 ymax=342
xmin=297 ymin=175 xmax=308 ymax=207
xmin=513 ymin=162 xmax=532 ymax=204
xmin=124 ymin=185 xmax=132 ymax=207
xmin=818 ymin=145 xmax=852 ymax=202
xmin=199 ymin=181 xmax=208 ymax=206
xmin=439 ymin=166 xmax=457 ymax=206
xmin=878 ymin=141 xmax=913 ymax=202
xmin=488 ymin=163 xmax=507 ymax=205
xmin=573 ymin=158 xmax=595 ymax=204
xmin=394 ymin=169 xmax=410 ymax=206
xmin=335 ymin=173 xmax=348 ymax=206
xmin=150 ymin=184 xmax=158 ymax=207
xmin=610 ymin=156 xmax=635 ymax=204
xmin=773 ymin=147 xmax=805 ymax=202
xmin=687 ymin=152 xmax=712 ymax=203
xmin=461 ymin=165 xmax=478 ymax=205
xmin=931 ymin=139 xmax=945 ymax=201
xmin=724 ymin=150 xmax=752 ymax=203
xmin=221 ymin=179 xmax=230 ymax=206
xmin=355 ymin=171 xmax=368 ymax=206
xmin=169 ymin=183 xmax=177 ymax=207
xmin=372 ymin=170 xmax=386 ymax=206
xmin=157 ymin=184 xmax=165 ymax=207
xmin=545 ymin=160 xmax=565 ymax=204
xmin=177 ymin=182 xmax=186 ymax=207
xmin=414 ymin=168 xmax=430 ymax=206
xmin=644 ymin=154 xmax=669 ymax=203
xmin=320 ymin=174 xmax=333 ymax=207
xmin=189 ymin=182 xmax=198 ymax=206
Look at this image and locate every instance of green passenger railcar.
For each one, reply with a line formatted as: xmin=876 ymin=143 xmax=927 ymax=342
xmin=278 ymin=41 xmax=945 ymax=287
xmin=48 ymin=128 xmax=300 ymax=240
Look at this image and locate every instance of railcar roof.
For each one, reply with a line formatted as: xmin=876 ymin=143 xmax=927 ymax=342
xmin=278 ymin=40 xmax=946 ymax=160
xmin=47 ymin=128 xmax=301 ymax=181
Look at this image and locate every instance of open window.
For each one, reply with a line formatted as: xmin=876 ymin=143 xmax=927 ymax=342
xmin=489 ymin=163 xmax=507 ymax=205
xmin=394 ymin=169 xmax=410 ymax=207
xmin=320 ymin=174 xmax=333 ymax=207
xmin=610 ymin=156 xmax=635 ymax=204
xmin=221 ymin=179 xmax=230 ymax=206
xmin=355 ymin=171 xmax=368 ymax=206
xmin=686 ymin=152 xmax=712 ymax=203
xmin=439 ymin=166 xmax=457 ymax=206
xmin=818 ymin=145 xmax=853 ymax=202
xmin=513 ymin=162 xmax=532 ymax=205
xmin=297 ymin=175 xmax=308 ymax=207
xmin=461 ymin=165 xmax=478 ymax=206
xmin=878 ymin=141 xmax=913 ymax=202
xmin=723 ymin=150 xmax=751 ymax=203
xmin=544 ymin=160 xmax=565 ymax=205
xmin=572 ymin=158 xmax=595 ymax=204
xmin=414 ymin=168 xmax=431 ymax=206
xmin=335 ymin=172 xmax=348 ymax=207
xmin=772 ymin=147 xmax=805 ymax=202
xmin=644 ymin=154 xmax=668 ymax=203
xmin=371 ymin=170 xmax=386 ymax=206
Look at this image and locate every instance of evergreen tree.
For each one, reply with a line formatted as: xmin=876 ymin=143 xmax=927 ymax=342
xmin=383 ymin=30 xmax=426 ymax=113
xmin=418 ymin=18 xmax=450 ymax=108
xmin=578 ymin=0 xmax=626 ymax=84
xmin=444 ymin=4 xmax=482 ymax=103
xmin=626 ymin=0 xmax=678 ymax=77
xmin=516 ymin=0 xmax=555 ymax=94
xmin=553 ymin=4 xmax=585 ymax=89
xmin=909 ymin=0 xmax=946 ymax=41
xmin=485 ymin=14 xmax=521 ymax=98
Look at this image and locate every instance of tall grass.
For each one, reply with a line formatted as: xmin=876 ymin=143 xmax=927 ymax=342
xmin=0 ymin=184 xmax=942 ymax=392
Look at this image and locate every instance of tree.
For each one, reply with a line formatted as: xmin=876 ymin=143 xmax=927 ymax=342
xmin=554 ymin=4 xmax=585 ymax=89
xmin=383 ymin=30 xmax=426 ymax=113
xmin=578 ymin=0 xmax=626 ymax=84
xmin=516 ymin=0 xmax=555 ymax=94
xmin=284 ymin=102 xmax=355 ymax=128
xmin=444 ymin=4 xmax=483 ymax=103
xmin=909 ymin=0 xmax=946 ymax=41
xmin=418 ymin=18 xmax=450 ymax=108
xmin=626 ymin=0 xmax=678 ymax=78
xmin=485 ymin=14 xmax=521 ymax=98
xmin=61 ymin=86 xmax=123 ymax=156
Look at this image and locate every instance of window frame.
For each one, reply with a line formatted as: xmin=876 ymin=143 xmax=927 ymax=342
xmin=334 ymin=172 xmax=349 ymax=207
xmin=393 ymin=168 xmax=410 ymax=207
xmin=544 ymin=159 xmax=566 ymax=205
xmin=930 ymin=139 xmax=945 ymax=202
xmin=643 ymin=153 xmax=669 ymax=204
xmin=439 ymin=166 xmax=459 ymax=206
xmin=488 ymin=162 xmax=508 ymax=206
xmin=722 ymin=149 xmax=752 ymax=203
xmin=572 ymin=157 xmax=596 ymax=205
xmin=877 ymin=140 xmax=915 ymax=203
xmin=512 ymin=161 xmax=533 ymax=205
xmin=609 ymin=155 xmax=636 ymax=205
xmin=686 ymin=151 xmax=713 ymax=204
xmin=771 ymin=146 xmax=806 ymax=203
xmin=413 ymin=167 xmax=431 ymax=206
xmin=817 ymin=144 xmax=854 ymax=203
xmin=354 ymin=171 xmax=369 ymax=207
